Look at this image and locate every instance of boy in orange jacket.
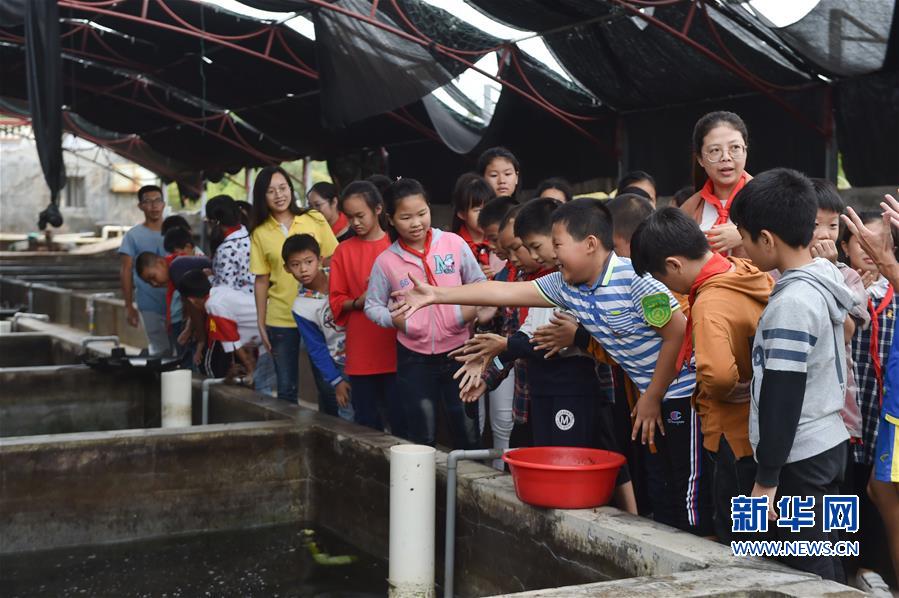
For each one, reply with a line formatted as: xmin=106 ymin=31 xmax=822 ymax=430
xmin=630 ymin=207 xmax=773 ymax=542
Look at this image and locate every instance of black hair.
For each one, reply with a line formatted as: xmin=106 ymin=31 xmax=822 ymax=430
xmin=514 ymin=197 xmax=559 ymax=240
xmin=811 ymin=178 xmax=844 ymax=214
xmin=499 ymin=204 xmax=522 ymax=233
xmin=617 ymin=170 xmax=655 ymax=193
xmin=451 ymin=173 xmax=494 ymax=233
xmin=552 ymin=197 xmax=614 ymax=250
xmin=307 ymin=181 xmax=338 ymax=204
xmin=618 ymin=186 xmax=652 ymax=201
xmin=673 ymin=185 xmax=694 ymax=208
xmin=252 ymin=165 xmax=307 ymax=226
xmin=536 ymin=177 xmax=573 ymax=203
xmin=340 ymin=180 xmax=388 ymax=232
xmin=176 ymin=269 xmax=212 ymax=299
xmin=137 ymin=184 xmax=162 ymax=203
xmin=383 ymin=178 xmax=428 ymax=218
xmin=478 ymin=195 xmax=520 ymax=230
xmin=477 ymin=147 xmax=520 ymax=197
xmin=281 ymin=233 xmax=321 ymax=263
xmin=607 ymin=193 xmax=655 ymax=243
xmin=692 ymin=111 xmax=749 ymax=191
xmin=729 ymin=168 xmax=815 ymax=247
xmin=161 ymin=215 xmax=191 ymax=235
xmin=135 ymin=251 xmax=163 ymax=279
xmin=630 ymin=208 xmax=710 ymax=276
xmin=365 ymin=174 xmax=392 ymax=196
xmin=163 ymin=226 xmax=194 ymax=253
xmin=205 ymin=194 xmax=240 ymax=227
xmin=234 ymin=200 xmax=253 ymax=229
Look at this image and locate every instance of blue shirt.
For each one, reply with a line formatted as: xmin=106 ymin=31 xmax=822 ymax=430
xmin=119 ymin=224 xmax=166 ymax=314
xmin=533 ymin=252 xmax=696 ymax=400
xmin=884 ymin=314 xmax=899 ymax=421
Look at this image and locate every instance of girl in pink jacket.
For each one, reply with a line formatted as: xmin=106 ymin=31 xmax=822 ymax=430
xmin=365 ymin=178 xmax=485 ymax=448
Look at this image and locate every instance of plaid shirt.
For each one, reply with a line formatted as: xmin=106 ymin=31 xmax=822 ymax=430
xmin=851 ymin=281 xmax=898 ymax=465
xmin=481 ymin=269 xmax=531 ymax=424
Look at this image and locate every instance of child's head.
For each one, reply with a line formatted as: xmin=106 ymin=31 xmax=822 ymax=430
xmin=692 ymin=111 xmax=749 ymax=192
xmin=606 ymin=193 xmax=655 ymax=257
xmin=163 ymin=226 xmax=194 ymax=256
xmin=551 ymin=198 xmax=614 ymax=285
xmin=478 ymin=196 xmax=520 ymax=257
xmin=136 ymin=252 xmax=169 ymax=287
xmin=477 ymin=147 xmax=520 ymax=198
xmin=536 ymin=177 xmax=573 ymax=203
xmin=811 ymin=178 xmax=843 ymax=244
xmin=840 ymin=209 xmax=885 ymax=273
xmin=282 ymin=234 xmax=322 ymax=287
xmin=306 ymin=182 xmax=340 ymax=226
xmin=617 ymin=170 xmax=657 ymax=204
xmin=252 ymin=165 xmax=302 ymax=224
xmin=631 ymin=207 xmax=711 ymax=295
xmin=384 ymin=178 xmax=430 ymax=244
xmin=729 ymin=168 xmax=816 ymax=272
xmin=176 ymin=269 xmax=212 ymax=310
xmin=498 ymin=206 xmax=540 ymax=275
xmin=451 ymin=173 xmax=494 ymax=234
xmin=340 ymin=180 xmax=386 ymax=238
xmin=205 ymin=195 xmax=240 ymax=227
xmin=137 ymin=185 xmax=165 ymax=223
xmin=161 ymin=215 xmax=191 ymax=236
xmin=514 ymin=197 xmax=560 ymax=269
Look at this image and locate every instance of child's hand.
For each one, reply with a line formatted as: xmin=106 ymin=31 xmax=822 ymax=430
xmin=459 ymin=378 xmax=486 ymax=403
xmin=750 ymin=482 xmax=779 ymax=521
xmin=258 ymin=325 xmax=273 ymax=354
xmin=706 ymin=223 xmax=741 ymax=253
xmin=809 ymin=239 xmax=838 ymax=263
xmin=631 ymin=394 xmax=664 ymax=447
xmin=335 ymin=381 xmax=351 ymax=408
xmin=480 ymin=264 xmax=495 ymax=278
xmin=450 ymin=333 xmax=506 ymax=364
xmin=859 ymin=269 xmax=878 ymax=288
xmin=452 ymin=357 xmax=487 ymax=394
xmin=390 ymin=273 xmax=436 ymax=320
xmin=531 ymin=312 xmax=578 ymax=358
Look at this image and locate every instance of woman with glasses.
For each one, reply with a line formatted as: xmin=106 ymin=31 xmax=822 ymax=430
xmin=680 ymin=111 xmax=752 ymax=256
xmin=250 ymin=166 xmax=339 ymax=404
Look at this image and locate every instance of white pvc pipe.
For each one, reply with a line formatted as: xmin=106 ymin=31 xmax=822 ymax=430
xmin=161 ymin=370 xmax=192 ymax=428
xmin=389 ymin=444 xmax=436 ymax=598
xmin=0 ymin=321 xmax=10 ymax=334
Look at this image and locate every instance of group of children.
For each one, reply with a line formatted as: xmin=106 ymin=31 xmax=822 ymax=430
xmin=120 ymin=109 xmax=897 ymax=589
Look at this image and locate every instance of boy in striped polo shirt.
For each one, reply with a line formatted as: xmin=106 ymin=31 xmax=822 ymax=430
xmin=393 ymin=198 xmax=711 ymax=534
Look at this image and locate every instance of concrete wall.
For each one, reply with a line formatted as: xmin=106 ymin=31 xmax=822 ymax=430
xmin=0 ymin=133 xmax=148 ymax=234
xmin=0 ymin=333 xmax=82 ymax=367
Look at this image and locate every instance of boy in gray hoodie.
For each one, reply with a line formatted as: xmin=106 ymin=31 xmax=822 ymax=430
xmin=730 ymin=169 xmax=859 ymax=582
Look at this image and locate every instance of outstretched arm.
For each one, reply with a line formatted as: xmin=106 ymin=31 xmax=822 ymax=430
xmin=391 ymin=275 xmax=552 ymax=320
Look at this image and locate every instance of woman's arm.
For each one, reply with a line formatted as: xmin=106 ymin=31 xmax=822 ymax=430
xmin=254 ymin=274 xmax=272 ymax=352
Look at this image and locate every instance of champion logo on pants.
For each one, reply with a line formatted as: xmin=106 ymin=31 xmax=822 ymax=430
xmin=555 ymin=409 xmax=575 ymax=431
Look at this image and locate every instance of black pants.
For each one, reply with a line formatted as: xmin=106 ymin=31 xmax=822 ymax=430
xmin=774 ymin=441 xmax=848 ymax=583
xmin=709 ymin=436 xmax=758 ymax=543
xmin=643 ymin=396 xmax=714 ymax=536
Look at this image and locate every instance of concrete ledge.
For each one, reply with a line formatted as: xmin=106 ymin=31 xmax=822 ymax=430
xmin=488 ymin=565 xmax=864 ymax=597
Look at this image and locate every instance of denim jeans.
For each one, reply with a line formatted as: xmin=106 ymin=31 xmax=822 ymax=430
xmin=254 ymin=350 xmax=276 ymax=396
xmin=349 ymin=373 xmax=407 ymax=438
xmin=396 ymin=343 xmax=479 ymax=449
xmin=267 ymin=325 xmax=299 ymax=403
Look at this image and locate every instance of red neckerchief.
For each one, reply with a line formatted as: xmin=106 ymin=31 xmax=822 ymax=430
xmin=222 ymin=225 xmax=242 ymax=238
xmin=331 ymin=212 xmax=349 ymax=236
xmin=868 ymin=283 xmax=895 ymax=401
xmin=520 ymin=267 xmax=555 ymax=322
xmin=700 ymin=172 xmax=748 ymax=227
xmin=458 ymin=225 xmax=491 ymax=267
xmin=398 ymin=229 xmax=438 ymax=286
xmin=677 ymin=253 xmax=732 ymax=371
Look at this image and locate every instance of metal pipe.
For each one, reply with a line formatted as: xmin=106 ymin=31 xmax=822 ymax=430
xmin=11 ymin=312 xmax=50 ymax=331
xmin=444 ymin=448 xmax=504 ymax=598
xmin=81 ymin=335 xmax=120 ymax=350
xmin=86 ymin=292 xmax=115 ymax=335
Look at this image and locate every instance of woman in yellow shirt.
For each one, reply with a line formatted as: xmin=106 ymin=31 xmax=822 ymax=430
xmin=250 ymin=166 xmax=338 ymax=403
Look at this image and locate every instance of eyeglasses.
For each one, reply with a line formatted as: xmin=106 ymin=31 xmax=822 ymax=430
xmin=703 ymin=144 xmax=747 ymax=163
xmin=139 ymin=197 xmax=165 ymax=206
xmin=266 ymin=185 xmax=291 ymax=197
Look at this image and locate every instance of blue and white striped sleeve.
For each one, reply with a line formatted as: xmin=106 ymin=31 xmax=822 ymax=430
xmin=630 ymin=274 xmax=680 ymax=314
xmin=533 ymin=272 xmax=566 ymax=309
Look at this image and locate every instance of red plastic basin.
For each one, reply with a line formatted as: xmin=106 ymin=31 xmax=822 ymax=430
xmin=502 ymin=447 xmax=626 ymax=509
